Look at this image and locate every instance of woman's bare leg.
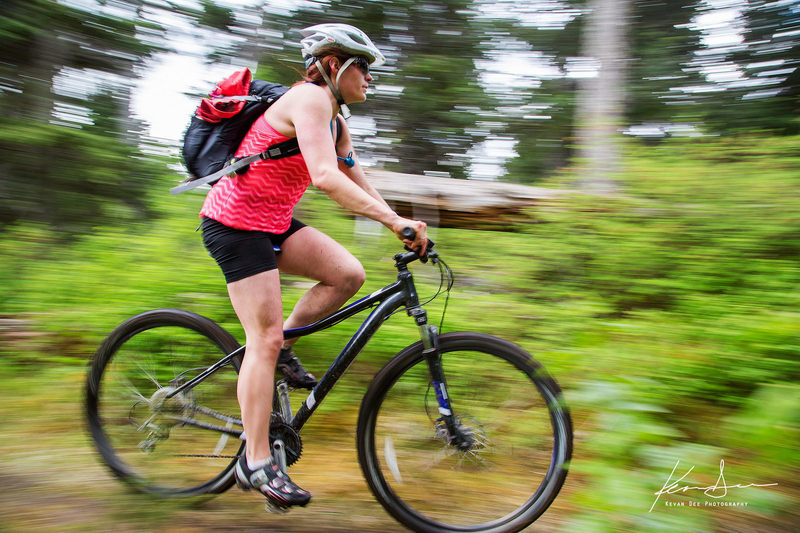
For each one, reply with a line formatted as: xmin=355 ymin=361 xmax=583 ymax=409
xmin=227 ymin=226 xmax=364 ymax=463
xmin=226 ymin=269 xmax=284 ymax=464
xmin=277 ymin=226 xmax=365 ymax=342
xmin=278 ymin=226 xmax=366 ymax=340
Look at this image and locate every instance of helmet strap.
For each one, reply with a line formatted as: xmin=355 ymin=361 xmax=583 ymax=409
xmin=336 ymin=57 xmax=358 ymax=85
xmin=315 ymin=59 xmax=351 ymax=119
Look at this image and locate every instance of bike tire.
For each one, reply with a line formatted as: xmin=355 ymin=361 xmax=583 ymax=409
xmin=357 ymin=332 xmax=572 ymax=533
xmin=86 ymin=309 xmax=243 ymax=497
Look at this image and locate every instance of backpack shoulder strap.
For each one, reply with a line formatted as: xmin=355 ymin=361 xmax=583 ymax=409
xmin=331 ymin=115 xmax=344 ymax=145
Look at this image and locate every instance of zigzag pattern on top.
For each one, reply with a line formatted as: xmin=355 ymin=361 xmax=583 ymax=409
xmin=200 ymin=116 xmax=312 ymax=233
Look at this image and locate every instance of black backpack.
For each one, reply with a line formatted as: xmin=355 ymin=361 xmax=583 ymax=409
xmin=171 ymin=69 xmax=300 ymax=194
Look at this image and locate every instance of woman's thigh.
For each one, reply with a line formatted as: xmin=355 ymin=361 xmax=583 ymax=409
xmin=226 ymin=269 xmax=284 ymax=342
xmin=277 ymin=226 xmax=364 ymax=285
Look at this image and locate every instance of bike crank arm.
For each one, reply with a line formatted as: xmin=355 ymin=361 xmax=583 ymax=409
xmin=272 ymin=439 xmax=288 ymax=473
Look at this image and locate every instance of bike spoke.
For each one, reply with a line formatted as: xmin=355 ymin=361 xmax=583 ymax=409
xmin=119 ymin=373 xmax=149 ymax=403
xmin=137 ymin=362 xmax=162 ymax=389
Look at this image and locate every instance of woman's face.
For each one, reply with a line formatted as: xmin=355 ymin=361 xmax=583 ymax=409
xmin=337 ymin=57 xmax=373 ymax=104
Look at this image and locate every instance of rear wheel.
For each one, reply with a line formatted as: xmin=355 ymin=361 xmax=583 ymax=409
xmin=357 ymin=332 xmax=572 ymax=533
xmin=85 ymin=309 xmax=243 ymax=497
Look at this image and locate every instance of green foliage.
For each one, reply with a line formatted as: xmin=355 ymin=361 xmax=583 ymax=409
xmin=0 ymin=118 xmax=164 ymax=234
xmin=722 ymin=0 xmax=800 ymax=135
xmin=626 ymin=0 xmax=702 ymax=124
xmin=527 ymin=134 xmax=799 ymax=527
xmin=0 ymin=0 xmax=162 ymax=121
xmin=528 ymin=136 xmax=800 ymax=397
xmin=0 ymin=0 xmax=166 ymax=236
xmin=198 ymin=1 xmax=234 ymax=31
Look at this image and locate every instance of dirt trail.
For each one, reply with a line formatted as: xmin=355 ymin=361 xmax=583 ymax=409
xmin=0 ymin=366 xmax=569 ymax=532
xmin=0 ymin=367 xmax=405 ymax=532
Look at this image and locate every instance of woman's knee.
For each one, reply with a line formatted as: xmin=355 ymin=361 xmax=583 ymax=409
xmin=341 ymin=261 xmax=366 ymax=294
xmin=243 ymin=332 xmax=283 ymax=363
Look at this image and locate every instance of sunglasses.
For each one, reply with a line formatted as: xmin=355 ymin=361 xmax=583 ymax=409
xmin=351 ymin=56 xmax=370 ymax=75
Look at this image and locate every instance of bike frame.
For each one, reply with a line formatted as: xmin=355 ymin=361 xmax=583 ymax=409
xmin=164 ymin=250 xmax=451 ymax=435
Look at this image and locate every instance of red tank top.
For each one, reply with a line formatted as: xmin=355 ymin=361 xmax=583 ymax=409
xmin=199 ymin=115 xmax=311 ymax=233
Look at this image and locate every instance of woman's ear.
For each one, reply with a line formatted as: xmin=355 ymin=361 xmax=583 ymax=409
xmin=328 ymin=58 xmax=341 ymax=74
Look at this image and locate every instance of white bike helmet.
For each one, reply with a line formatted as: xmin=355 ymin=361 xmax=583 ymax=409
xmin=300 ymin=23 xmax=385 ymax=67
xmin=299 ymin=23 xmax=384 ymax=118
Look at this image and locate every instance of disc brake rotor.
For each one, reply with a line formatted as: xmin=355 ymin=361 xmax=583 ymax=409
xmin=434 ymin=416 xmax=490 ymax=464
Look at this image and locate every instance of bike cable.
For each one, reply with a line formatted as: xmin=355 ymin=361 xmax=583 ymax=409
xmin=436 ymin=257 xmax=454 ymax=334
xmin=385 ymin=255 xmax=453 ymax=321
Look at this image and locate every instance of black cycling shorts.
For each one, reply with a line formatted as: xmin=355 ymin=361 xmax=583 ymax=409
xmin=201 ymin=217 xmax=306 ymax=284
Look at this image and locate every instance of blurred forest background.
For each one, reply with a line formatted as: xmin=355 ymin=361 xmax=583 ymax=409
xmin=1 ymin=0 xmax=799 ymax=531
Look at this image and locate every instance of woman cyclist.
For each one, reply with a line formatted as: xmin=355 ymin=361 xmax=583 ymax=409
xmin=199 ymin=23 xmax=428 ymax=510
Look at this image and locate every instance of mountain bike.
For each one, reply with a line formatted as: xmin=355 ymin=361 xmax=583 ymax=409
xmin=85 ymin=232 xmax=573 ymax=533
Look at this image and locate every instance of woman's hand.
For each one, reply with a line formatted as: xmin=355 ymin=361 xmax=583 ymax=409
xmin=391 ymin=217 xmax=428 ymax=255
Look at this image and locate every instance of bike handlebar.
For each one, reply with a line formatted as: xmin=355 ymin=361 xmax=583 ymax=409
xmin=396 ymin=227 xmax=436 ymax=266
xmin=401 ymin=228 xmax=434 ymax=250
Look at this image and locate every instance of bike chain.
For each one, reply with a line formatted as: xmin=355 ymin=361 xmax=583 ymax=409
xmin=193 ymin=404 xmax=242 ymax=425
xmin=172 ymin=419 xmax=303 ymax=465
xmin=146 ymin=391 xmax=302 ymax=466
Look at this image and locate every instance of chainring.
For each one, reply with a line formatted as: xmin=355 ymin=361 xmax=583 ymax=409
xmin=269 ymin=417 xmax=303 ymax=467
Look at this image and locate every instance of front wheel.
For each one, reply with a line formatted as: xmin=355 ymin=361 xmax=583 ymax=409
xmin=357 ymin=332 xmax=572 ymax=533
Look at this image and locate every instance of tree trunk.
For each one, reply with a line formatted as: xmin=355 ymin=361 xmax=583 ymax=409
xmin=11 ymin=32 xmax=63 ymax=123
xmin=574 ymin=0 xmax=632 ymax=193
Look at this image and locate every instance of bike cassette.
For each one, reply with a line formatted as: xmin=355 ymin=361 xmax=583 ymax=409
xmin=133 ymin=382 xmax=196 ymax=453
xmin=269 ymin=417 xmax=303 ymax=467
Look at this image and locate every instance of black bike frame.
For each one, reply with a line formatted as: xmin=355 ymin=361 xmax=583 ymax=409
xmin=284 ymin=278 xmax=411 ymax=430
xmin=165 ymin=252 xmax=435 ymax=434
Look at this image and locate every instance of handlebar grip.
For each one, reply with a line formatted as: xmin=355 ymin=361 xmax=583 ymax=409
xmin=401 ymin=227 xmax=435 ymax=260
xmin=401 ymin=227 xmax=416 ymax=240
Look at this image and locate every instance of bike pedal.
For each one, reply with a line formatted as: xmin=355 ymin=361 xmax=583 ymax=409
xmin=264 ymin=500 xmax=289 ymax=514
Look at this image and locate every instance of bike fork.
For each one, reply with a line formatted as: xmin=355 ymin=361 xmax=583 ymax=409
xmin=410 ymin=308 xmax=465 ymax=447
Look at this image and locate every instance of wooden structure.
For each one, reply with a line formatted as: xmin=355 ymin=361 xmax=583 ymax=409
xmin=364 ymin=169 xmax=566 ymax=229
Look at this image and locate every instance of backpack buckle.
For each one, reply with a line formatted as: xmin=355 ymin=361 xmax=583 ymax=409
xmin=229 ymin=157 xmax=250 ymax=175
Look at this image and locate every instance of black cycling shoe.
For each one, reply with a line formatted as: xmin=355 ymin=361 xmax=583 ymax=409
xmin=277 ymin=348 xmax=317 ymax=389
xmin=235 ymin=454 xmax=311 ymax=509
